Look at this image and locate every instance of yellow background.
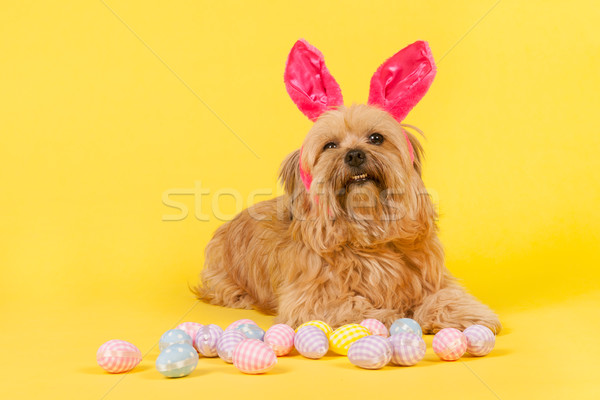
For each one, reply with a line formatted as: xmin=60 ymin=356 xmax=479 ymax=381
xmin=1 ymin=0 xmax=599 ymax=398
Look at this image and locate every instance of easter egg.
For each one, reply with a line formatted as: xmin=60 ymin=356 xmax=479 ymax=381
xmin=217 ymin=330 xmax=247 ymax=363
xmin=236 ymin=323 xmax=265 ymax=340
xmin=390 ymin=318 xmax=422 ymax=337
xmin=360 ymin=318 xmax=389 ymax=337
xmin=347 ymin=335 xmax=392 ymax=369
xmin=194 ymin=324 xmax=223 ymax=357
xmin=155 ymin=343 xmax=199 ymax=378
xmin=96 ymin=340 xmax=142 ymax=373
xmin=294 ymin=326 xmax=329 ymax=359
xmin=263 ymin=324 xmax=295 ymax=356
xmin=225 ymin=319 xmax=257 ymax=331
xmin=232 ymin=339 xmax=278 ymax=374
xmin=329 ymin=324 xmax=371 ymax=356
xmin=159 ymin=329 xmax=193 ymax=352
xmin=176 ymin=322 xmax=203 ymax=343
xmin=433 ymin=328 xmax=467 ymax=361
xmin=388 ymin=332 xmax=426 ymax=366
xmin=463 ymin=325 xmax=495 ymax=356
xmin=296 ymin=320 xmax=333 ymax=337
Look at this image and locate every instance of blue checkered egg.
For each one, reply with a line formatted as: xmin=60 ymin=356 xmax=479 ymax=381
xmin=194 ymin=324 xmax=223 ymax=357
xmin=388 ymin=332 xmax=426 ymax=366
xmin=294 ymin=326 xmax=329 ymax=359
xmin=390 ymin=318 xmax=422 ymax=337
xmin=156 ymin=343 xmax=199 ymax=378
xmin=159 ymin=329 xmax=193 ymax=351
xmin=236 ymin=323 xmax=265 ymax=340
xmin=348 ymin=335 xmax=392 ymax=369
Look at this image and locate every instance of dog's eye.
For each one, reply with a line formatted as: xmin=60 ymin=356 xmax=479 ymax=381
xmin=368 ymin=133 xmax=384 ymax=145
xmin=323 ymin=142 xmax=338 ymax=150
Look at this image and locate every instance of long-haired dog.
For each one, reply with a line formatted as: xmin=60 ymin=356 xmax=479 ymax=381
xmin=194 ymin=40 xmax=501 ymax=333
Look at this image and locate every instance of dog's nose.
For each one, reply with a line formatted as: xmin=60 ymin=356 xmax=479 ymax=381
xmin=344 ymin=149 xmax=366 ymax=167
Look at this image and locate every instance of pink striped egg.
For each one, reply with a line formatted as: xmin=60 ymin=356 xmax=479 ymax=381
xmin=348 ymin=336 xmax=392 ymax=369
xmin=217 ymin=330 xmax=246 ymax=363
xmin=360 ymin=319 xmax=389 ymax=337
xmin=97 ymin=340 xmax=142 ymax=373
xmin=225 ymin=319 xmax=257 ymax=331
xmin=176 ymin=322 xmax=204 ymax=343
xmin=463 ymin=325 xmax=495 ymax=356
xmin=264 ymin=324 xmax=295 ymax=356
xmin=233 ymin=339 xmax=277 ymax=374
xmin=388 ymin=332 xmax=426 ymax=366
xmin=294 ymin=326 xmax=329 ymax=359
xmin=194 ymin=324 xmax=223 ymax=357
xmin=433 ymin=328 xmax=467 ymax=361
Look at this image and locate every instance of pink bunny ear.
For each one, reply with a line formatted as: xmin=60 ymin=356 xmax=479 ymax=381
xmin=368 ymin=41 xmax=436 ymax=122
xmin=284 ymin=39 xmax=344 ymax=121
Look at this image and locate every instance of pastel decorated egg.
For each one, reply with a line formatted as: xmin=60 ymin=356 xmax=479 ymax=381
xmin=329 ymin=324 xmax=371 ymax=356
xmin=176 ymin=322 xmax=204 ymax=343
xmin=194 ymin=324 xmax=223 ymax=357
xmin=225 ymin=319 xmax=257 ymax=331
xmin=155 ymin=343 xmax=199 ymax=378
xmin=97 ymin=340 xmax=142 ymax=373
xmin=236 ymin=323 xmax=265 ymax=340
xmin=463 ymin=325 xmax=495 ymax=356
xmin=433 ymin=328 xmax=467 ymax=361
xmin=159 ymin=329 xmax=193 ymax=352
xmin=360 ymin=318 xmax=389 ymax=337
xmin=390 ymin=318 xmax=422 ymax=337
xmin=263 ymin=324 xmax=295 ymax=356
xmin=347 ymin=335 xmax=392 ymax=369
xmin=296 ymin=320 xmax=333 ymax=337
xmin=388 ymin=332 xmax=426 ymax=366
xmin=294 ymin=326 xmax=329 ymax=359
xmin=217 ymin=329 xmax=247 ymax=363
xmin=232 ymin=339 xmax=278 ymax=374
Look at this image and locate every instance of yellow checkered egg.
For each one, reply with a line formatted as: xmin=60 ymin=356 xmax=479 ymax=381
xmin=329 ymin=324 xmax=371 ymax=355
xmin=295 ymin=320 xmax=333 ymax=337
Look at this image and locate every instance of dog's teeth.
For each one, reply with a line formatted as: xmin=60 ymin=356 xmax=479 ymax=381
xmin=351 ymin=173 xmax=368 ymax=180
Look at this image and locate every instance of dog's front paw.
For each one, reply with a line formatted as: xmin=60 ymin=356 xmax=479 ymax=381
xmin=465 ymin=315 xmax=502 ymax=335
xmin=414 ymin=287 xmax=502 ymax=334
xmin=422 ymin=314 xmax=502 ymax=335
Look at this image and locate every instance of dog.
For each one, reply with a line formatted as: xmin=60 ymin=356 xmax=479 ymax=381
xmin=194 ymin=40 xmax=501 ymax=334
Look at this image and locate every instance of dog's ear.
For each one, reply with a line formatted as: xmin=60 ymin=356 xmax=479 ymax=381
xmin=284 ymin=39 xmax=344 ymax=121
xmin=404 ymin=129 xmax=424 ymax=176
xmin=279 ymin=149 xmax=303 ymax=195
xmin=368 ymin=41 xmax=436 ymax=122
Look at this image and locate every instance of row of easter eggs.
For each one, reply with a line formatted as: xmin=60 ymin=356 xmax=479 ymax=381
xmin=347 ymin=325 xmax=495 ymax=369
xmin=96 ymin=318 xmax=495 ymax=375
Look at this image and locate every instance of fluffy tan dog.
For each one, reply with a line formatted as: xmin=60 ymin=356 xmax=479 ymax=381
xmin=194 ymin=40 xmax=501 ymax=334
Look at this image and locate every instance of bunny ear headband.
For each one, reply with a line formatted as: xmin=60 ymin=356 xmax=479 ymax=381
xmin=284 ymin=39 xmax=436 ymax=191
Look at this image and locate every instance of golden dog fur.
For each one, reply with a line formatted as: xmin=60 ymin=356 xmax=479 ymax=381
xmin=194 ymin=104 xmax=501 ymax=334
